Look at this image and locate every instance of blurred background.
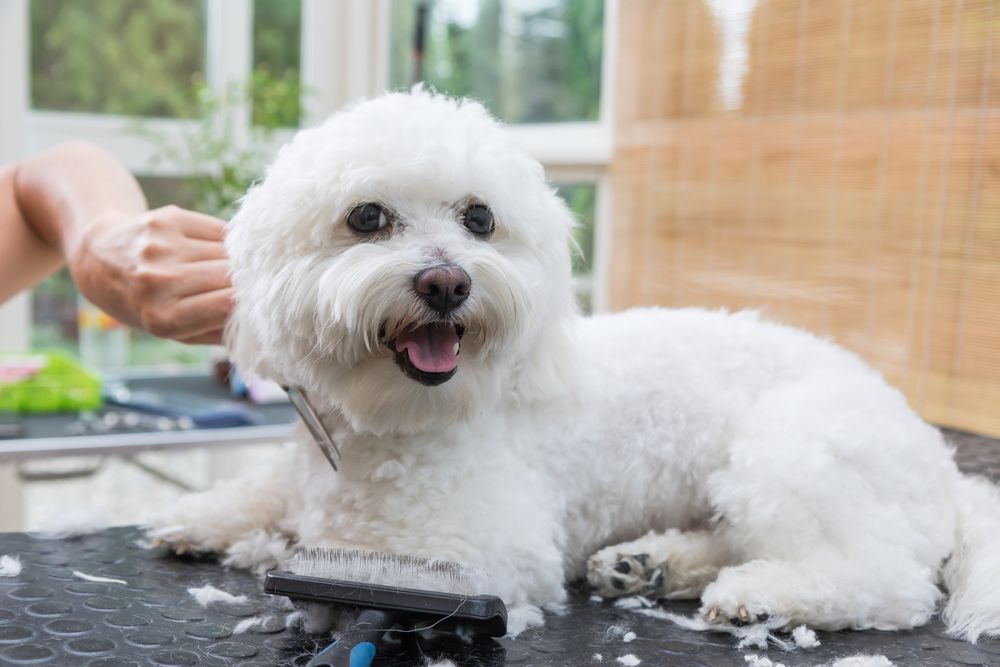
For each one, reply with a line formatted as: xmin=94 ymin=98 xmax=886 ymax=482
xmin=0 ymin=0 xmax=996 ymax=532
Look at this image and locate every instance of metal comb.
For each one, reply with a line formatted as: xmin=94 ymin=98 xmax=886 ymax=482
xmin=283 ymin=385 xmax=341 ymax=472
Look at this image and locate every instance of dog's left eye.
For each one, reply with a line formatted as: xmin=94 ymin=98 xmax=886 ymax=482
xmin=463 ymin=204 xmax=494 ymax=236
xmin=347 ymin=203 xmax=388 ymax=233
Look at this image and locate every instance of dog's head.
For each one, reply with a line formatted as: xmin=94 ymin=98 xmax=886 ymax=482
xmin=226 ymin=88 xmax=578 ymax=434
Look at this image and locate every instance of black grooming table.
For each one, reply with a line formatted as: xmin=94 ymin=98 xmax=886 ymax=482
xmin=1 ymin=429 xmax=999 ymax=667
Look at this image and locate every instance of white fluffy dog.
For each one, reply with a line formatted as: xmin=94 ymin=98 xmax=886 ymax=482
xmin=149 ymin=88 xmax=1000 ymax=640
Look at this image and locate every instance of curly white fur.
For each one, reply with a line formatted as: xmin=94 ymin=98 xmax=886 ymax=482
xmin=147 ymin=88 xmax=1000 ymax=642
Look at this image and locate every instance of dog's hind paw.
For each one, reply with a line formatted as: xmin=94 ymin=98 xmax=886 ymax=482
xmin=702 ymin=604 xmax=769 ymax=627
xmin=586 ymin=549 xmax=666 ymax=598
xmin=146 ymin=524 xmax=201 ymax=557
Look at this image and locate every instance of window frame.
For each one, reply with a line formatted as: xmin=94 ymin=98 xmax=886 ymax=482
xmin=373 ymin=0 xmax=618 ymax=312
xmin=1 ymin=0 xmax=616 ymax=353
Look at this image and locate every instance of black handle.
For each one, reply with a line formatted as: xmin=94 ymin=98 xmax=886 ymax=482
xmin=306 ymin=608 xmax=397 ymax=667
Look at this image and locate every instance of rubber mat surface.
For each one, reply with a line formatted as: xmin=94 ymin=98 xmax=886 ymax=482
xmin=0 ymin=429 xmax=998 ymax=666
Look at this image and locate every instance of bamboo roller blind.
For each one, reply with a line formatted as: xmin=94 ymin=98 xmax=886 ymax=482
xmin=609 ymin=0 xmax=999 ymax=436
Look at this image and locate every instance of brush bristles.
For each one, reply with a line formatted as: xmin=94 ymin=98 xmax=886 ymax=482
xmin=281 ymin=547 xmax=491 ymax=596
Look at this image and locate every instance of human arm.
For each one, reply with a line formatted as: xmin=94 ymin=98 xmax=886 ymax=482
xmin=0 ymin=164 xmax=63 ymax=299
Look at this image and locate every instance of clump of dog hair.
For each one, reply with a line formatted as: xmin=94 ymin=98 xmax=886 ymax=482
xmin=232 ymin=616 xmax=265 ymax=634
xmin=743 ymin=655 xmax=786 ymax=667
xmin=616 ymin=655 xmax=641 ymax=666
xmin=622 ymin=631 xmax=637 ymax=643
xmin=423 ymin=659 xmax=457 ymax=667
xmin=829 ymin=656 xmax=894 ymax=667
xmin=627 ymin=606 xmax=794 ymax=651
xmin=73 ymin=571 xmax=126 ymax=585
xmin=605 ymin=623 xmax=631 ymax=640
xmin=791 ymin=624 xmax=820 ymax=649
xmin=187 ymin=584 xmax=249 ymax=606
xmin=592 ymin=654 xmax=603 ymax=662
xmin=505 ymin=605 xmax=544 ymax=637
xmin=614 ymin=596 xmax=653 ymax=610
xmin=0 ymin=555 xmax=22 ymax=577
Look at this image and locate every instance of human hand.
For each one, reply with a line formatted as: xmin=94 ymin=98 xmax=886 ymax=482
xmin=68 ymin=205 xmax=232 ymax=344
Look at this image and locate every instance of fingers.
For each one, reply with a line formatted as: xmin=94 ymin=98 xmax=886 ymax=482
xmin=180 ymin=238 xmax=228 ymax=262
xmin=178 ymin=329 xmax=225 ymax=345
xmin=176 ymin=259 xmax=231 ymax=297
xmin=155 ymin=206 xmax=227 ymax=242
xmin=151 ymin=288 xmax=234 ymax=342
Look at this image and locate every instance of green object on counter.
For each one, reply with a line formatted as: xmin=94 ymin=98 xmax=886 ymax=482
xmin=0 ymin=351 xmax=102 ymax=413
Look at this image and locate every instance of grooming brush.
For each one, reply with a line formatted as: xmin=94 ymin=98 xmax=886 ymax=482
xmin=265 ymin=547 xmax=508 ymax=667
xmin=283 ymin=385 xmax=341 ymax=471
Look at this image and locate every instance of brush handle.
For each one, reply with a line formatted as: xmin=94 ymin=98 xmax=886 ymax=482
xmin=307 ymin=608 xmax=396 ymax=667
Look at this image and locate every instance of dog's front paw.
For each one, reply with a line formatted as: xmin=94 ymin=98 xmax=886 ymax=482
xmin=143 ymin=493 xmax=237 ymax=558
xmin=145 ymin=520 xmax=206 ymax=557
xmin=701 ymin=602 xmax=770 ymax=627
xmin=146 ymin=524 xmax=194 ymax=555
xmin=699 ymin=563 xmax=793 ymax=628
xmin=587 ymin=547 xmax=666 ymax=598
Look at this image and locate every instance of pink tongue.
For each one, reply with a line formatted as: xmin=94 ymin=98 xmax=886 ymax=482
xmin=395 ymin=323 xmax=459 ymax=374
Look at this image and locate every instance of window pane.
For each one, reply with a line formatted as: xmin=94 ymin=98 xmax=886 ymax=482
xmin=557 ymin=183 xmax=597 ymax=276
xmin=390 ymin=0 xmax=604 ymax=124
xmin=555 ymin=182 xmax=597 ymax=313
xmin=30 ymin=0 xmax=207 ymax=118
xmin=30 ymin=268 xmax=78 ymax=357
xmin=252 ymin=0 xmax=302 ymax=128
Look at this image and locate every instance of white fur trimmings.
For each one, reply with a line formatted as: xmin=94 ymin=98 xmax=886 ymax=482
xmin=145 ymin=88 xmax=1000 ymax=646
xmin=616 ymin=655 xmax=641 ymax=666
xmin=232 ymin=616 xmax=264 ymax=634
xmin=187 ymin=584 xmax=248 ymax=607
xmin=0 ymin=555 xmax=21 ymax=577
xmin=791 ymin=625 xmax=820 ymax=649
xmin=829 ymin=656 xmax=894 ymax=667
xmin=743 ymin=655 xmax=786 ymax=667
xmin=629 ymin=607 xmax=794 ymax=651
xmin=423 ymin=660 xmax=457 ymax=667
xmin=505 ymin=605 xmax=545 ymax=637
xmin=614 ymin=597 xmax=653 ymax=610
xmin=72 ymin=571 xmax=126 ymax=585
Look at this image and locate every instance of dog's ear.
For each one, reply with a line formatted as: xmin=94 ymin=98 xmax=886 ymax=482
xmin=223 ymin=211 xmax=287 ymax=387
xmin=223 ymin=312 xmax=283 ymax=386
xmin=223 ymin=315 xmax=249 ymax=371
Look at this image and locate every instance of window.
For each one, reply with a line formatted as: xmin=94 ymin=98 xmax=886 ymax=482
xmin=251 ymin=0 xmax=302 ymax=128
xmin=12 ymin=0 xmax=612 ymax=373
xmin=30 ymin=0 xmax=207 ymax=118
xmin=389 ymin=0 xmax=609 ymax=311
xmin=23 ymin=0 xmax=307 ymax=374
xmin=389 ymin=0 xmax=604 ymax=124
xmin=557 ymin=183 xmax=598 ymax=312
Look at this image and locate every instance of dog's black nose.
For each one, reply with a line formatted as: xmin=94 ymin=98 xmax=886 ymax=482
xmin=414 ymin=265 xmax=471 ymax=314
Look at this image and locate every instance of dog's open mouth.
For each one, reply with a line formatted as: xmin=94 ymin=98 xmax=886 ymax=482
xmin=391 ymin=322 xmax=465 ymax=386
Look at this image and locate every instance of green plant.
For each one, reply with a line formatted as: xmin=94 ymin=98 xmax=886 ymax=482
xmin=136 ymin=69 xmax=303 ymax=219
xmin=31 ymin=0 xmax=206 ymax=118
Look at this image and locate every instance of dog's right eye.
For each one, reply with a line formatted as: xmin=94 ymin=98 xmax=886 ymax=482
xmin=347 ymin=204 xmax=388 ymax=233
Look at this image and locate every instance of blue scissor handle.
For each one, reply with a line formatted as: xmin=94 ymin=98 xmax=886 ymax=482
xmin=306 ymin=608 xmax=394 ymax=667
